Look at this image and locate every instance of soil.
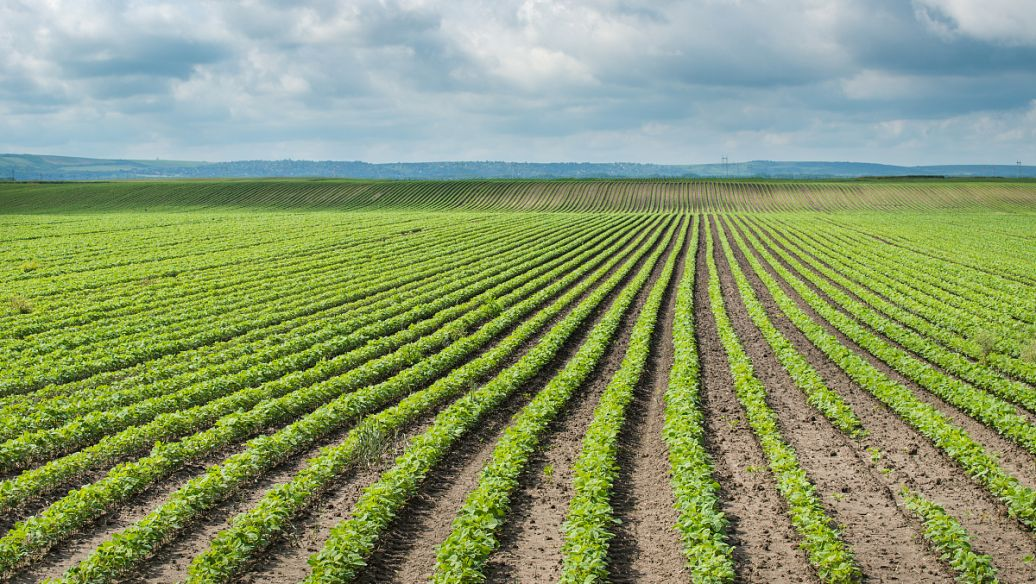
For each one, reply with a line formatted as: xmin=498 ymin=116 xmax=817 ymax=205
xmin=725 ymin=217 xmax=1036 ymax=583
xmin=482 ymin=217 xmax=684 ymax=583
xmin=693 ymin=217 xmax=816 ymax=583
xmin=711 ymin=216 xmax=950 ymax=582
xmin=605 ymin=217 xmax=690 ymax=583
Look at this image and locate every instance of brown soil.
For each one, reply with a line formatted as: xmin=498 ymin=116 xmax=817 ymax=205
xmin=726 ymin=218 xmax=1036 ymax=583
xmin=694 ymin=217 xmax=816 ymax=583
xmin=484 ymin=216 xmax=683 ymax=583
xmin=340 ymin=217 xmax=678 ymax=583
xmin=711 ymin=217 xmax=950 ymax=582
xmin=739 ymin=220 xmax=1036 ymax=491
xmin=8 ymin=443 xmax=248 ymax=583
xmin=605 ymin=216 xmax=689 ymax=583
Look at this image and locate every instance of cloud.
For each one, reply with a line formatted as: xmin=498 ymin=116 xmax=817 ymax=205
xmin=0 ymin=0 xmax=1033 ymax=165
xmin=913 ymin=0 xmax=1036 ymax=46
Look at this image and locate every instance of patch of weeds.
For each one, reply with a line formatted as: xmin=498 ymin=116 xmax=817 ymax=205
xmin=18 ymin=259 xmax=40 ymax=272
xmin=1021 ymin=339 xmax=1036 ymax=364
xmin=8 ymin=296 xmax=33 ymax=314
xmin=971 ymin=330 xmax=997 ymax=360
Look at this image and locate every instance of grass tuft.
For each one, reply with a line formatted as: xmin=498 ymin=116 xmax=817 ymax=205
xmin=8 ymin=296 xmax=33 ymax=314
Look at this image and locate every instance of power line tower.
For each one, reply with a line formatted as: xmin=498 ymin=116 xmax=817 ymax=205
xmin=721 ymin=156 xmax=728 ymax=178
xmin=1018 ymin=160 xmax=1023 ymax=178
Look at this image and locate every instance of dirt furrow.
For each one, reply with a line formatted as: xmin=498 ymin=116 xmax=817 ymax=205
xmin=739 ymin=220 xmax=1036 ymax=491
xmin=727 ymin=220 xmax=1036 ymax=583
xmin=8 ymin=443 xmax=249 ymax=583
xmin=605 ymin=216 xmax=688 ymax=583
xmin=345 ymin=217 xmax=679 ymax=583
xmin=484 ymin=217 xmax=684 ymax=583
xmin=694 ymin=219 xmax=816 ymax=583
xmin=712 ymin=217 xmax=950 ymax=582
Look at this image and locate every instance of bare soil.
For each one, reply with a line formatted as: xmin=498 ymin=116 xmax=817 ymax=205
xmin=605 ymin=217 xmax=689 ymax=584
xmin=727 ymin=218 xmax=1036 ymax=583
xmin=484 ymin=216 xmax=683 ymax=582
xmin=712 ymin=217 xmax=950 ymax=582
xmin=694 ymin=218 xmax=816 ymax=583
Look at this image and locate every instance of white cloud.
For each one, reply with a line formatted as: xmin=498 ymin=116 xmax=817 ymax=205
xmin=0 ymin=0 xmax=1034 ymax=164
xmin=914 ymin=0 xmax=1036 ymax=46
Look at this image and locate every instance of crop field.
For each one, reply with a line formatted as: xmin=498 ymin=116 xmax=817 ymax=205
xmin=0 ymin=179 xmax=1035 ymax=583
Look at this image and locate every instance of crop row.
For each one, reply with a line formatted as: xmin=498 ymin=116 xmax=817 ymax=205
xmin=0 ymin=215 xmax=552 ymax=386
xmin=557 ymin=213 xmax=687 ymax=582
xmin=426 ymin=220 xmax=677 ymax=582
xmin=661 ymin=216 xmax=736 ymax=582
xmin=0 ymin=215 xmax=662 ymax=576
xmin=0 ymin=215 xmax=570 ymax=394
xmin=736 ymin=218 xmax=1036 ymax=460
xmin=725 ymin=219 xmax=1036 ymax=531
xmin=755 ymin=218 xmax=1036 ymax=385
xmin=0 ymin=216 xmax=648 ymax=525
xmin=704 ymin=220 xmax=860 ymax=583
xmin=58 ymin=217 xmax=674 ymax=583
xmin=186 ymin=217 xmax=675 ymax=584
xmin=2 ymin=214 xmax=461 ymax=343
xmin=0 ymin=215 xmax=579 ymax=414
xmin=0 ymin=216 xmax=621 ymax=451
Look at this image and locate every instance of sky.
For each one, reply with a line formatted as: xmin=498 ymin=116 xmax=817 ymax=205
xmin=1 ymin=0 xmax=1034 ymax=165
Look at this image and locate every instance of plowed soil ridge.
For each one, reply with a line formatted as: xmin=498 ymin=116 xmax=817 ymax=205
xmin=726 ymin=219 xmax=1036 ymax=583
xmin=485 ymin=216 xmax=683 ymax=583
xmin=712 ymin=216 xmax=950 ymax=582
xmin=694 ymin=217 xmax=816 ymax=583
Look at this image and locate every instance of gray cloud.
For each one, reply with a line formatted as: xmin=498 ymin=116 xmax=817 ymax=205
xmin=0 ymin=0 xmax=1033 ymax=165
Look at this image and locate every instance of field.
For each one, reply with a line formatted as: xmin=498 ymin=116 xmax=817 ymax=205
xmin=0 ymin=179 xmax=1035 ymax=583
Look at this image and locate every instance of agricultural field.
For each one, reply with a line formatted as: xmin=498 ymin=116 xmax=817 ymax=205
xmin=0 ymin=179 xmax=1035 ymax=583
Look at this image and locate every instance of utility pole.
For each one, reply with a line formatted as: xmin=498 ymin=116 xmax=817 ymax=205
xmin=722 ymin=156 xmax=728 ymax=178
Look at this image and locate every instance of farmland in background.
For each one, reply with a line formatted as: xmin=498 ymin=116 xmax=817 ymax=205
xmin=0 ymin=179 xmax=1034 ymax=583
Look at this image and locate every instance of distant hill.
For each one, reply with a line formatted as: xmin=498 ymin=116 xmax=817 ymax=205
xmin=1 ymin=153 xmax=1034 ymax=180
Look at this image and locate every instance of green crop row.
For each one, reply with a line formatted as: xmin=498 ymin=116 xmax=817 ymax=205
xmin=557 ymin=217 xmax=687 ymax=582
xmin=427 ymin=220 xmax=678 ymax=583
xmin=190 ymin=218 xmax=674 ymax=584
xmin=661 ymin=216 xmax=736 ymax=582
xmin=901 ymin=489 xmax=999 ymax=583
xmin=716 ymin=218 xmax=863 ymax=437
xmin=803 ymin=217 xmax=1034 ymax=324
xmin=0 ymin=215 xmax=575 ymax=417
xmin=0 ymin=216 xmax=556 ymax=393
xmin=753 ymin=218 xmax=1036 ymax=407
xmin=753 ymin=217 xmax=1036 ymax=387
xmin=736 ymin=218 xmax=1036 ymax=459
xmin=727 ymin=221 xmax=1036 ymax=530
xmin=0 ymin=216 xmax=616 ymax=465
xmin=0 ymin=217 xmax=654 ymax=577
xmin=0 ymin=217 xmax=640 ymax=519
